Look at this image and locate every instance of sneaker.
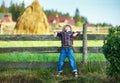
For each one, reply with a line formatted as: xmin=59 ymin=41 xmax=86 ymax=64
xmin=56 ymin=72 xmax=61 ymax=77
xmin=74 ymin=72 xmax=78 ymax=78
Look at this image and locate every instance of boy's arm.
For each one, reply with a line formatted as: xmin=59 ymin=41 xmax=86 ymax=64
xmin=54 ymin=32 xmax=58 ymax=37
xmin=73 ymin=31 xmax=80 ymax=37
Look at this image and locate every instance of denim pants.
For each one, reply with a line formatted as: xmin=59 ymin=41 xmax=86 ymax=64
xmin=58 ymin=47 xmax=77 ymax=72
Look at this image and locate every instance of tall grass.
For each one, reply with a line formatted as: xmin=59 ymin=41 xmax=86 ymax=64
xmin=0 ymin=62 xmax=116 ymax=83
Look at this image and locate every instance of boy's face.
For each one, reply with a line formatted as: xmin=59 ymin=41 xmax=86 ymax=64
xmin=64 ymin=26 xmax=71 ymax=32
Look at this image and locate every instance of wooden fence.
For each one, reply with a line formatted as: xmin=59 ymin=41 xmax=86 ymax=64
xmin=0 ymin=25 xmax=107 ymax=68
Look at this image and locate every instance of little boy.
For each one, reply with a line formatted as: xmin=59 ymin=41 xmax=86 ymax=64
xmin=54 ymin=25 xmax=80 ymax=77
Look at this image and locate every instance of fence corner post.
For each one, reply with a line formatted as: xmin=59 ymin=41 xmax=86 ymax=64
xmin=82 ymin=23 xmax=87 ymax=64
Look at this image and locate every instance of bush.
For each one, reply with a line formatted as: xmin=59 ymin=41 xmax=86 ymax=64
xmin=75 ymin=21 xmax=83 ymax=27
xmin=103 ymin=27 xmax=120 ymax=81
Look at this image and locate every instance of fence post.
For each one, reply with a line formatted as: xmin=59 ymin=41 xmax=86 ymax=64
xmin=82 ymin=24 xmax=87 ymax=63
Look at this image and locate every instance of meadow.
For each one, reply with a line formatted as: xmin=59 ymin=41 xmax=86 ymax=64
xmin=0 ymin=40 xmax=115 ymax=83
xmin=0 ymin=53 xmax=106 ymax=62
xmin=0 ymin=40 xmax=103 ymax=47
xmin=0 ymin=62 xmax=115 ymax=83
xmin=0 ymin=40 xmax=104 ymax=62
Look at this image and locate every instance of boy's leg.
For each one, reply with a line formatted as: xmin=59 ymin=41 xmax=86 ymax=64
xmin=57 ymin=48 xmax=66 ymax=73
xmin=67 ymin=48 xmax=78 ymax=77
xmin=67 ymin=48 xmax=77 ymax=72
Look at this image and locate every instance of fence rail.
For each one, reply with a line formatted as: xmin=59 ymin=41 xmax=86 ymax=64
xmin=0 ymin=62 xmax=107 ymax=68
xmin=0 ymin=34 xmax=106 ymax=41
xmin=0 ymin=47 xmax=102 ymax=53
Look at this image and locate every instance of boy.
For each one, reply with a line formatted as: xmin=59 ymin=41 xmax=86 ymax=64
xmin=54 ymin=25 xmax=80 ymax=77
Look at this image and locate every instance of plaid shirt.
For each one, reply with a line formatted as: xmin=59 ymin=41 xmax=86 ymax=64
xmin=57 ymin=31 xmax=79 ymax=47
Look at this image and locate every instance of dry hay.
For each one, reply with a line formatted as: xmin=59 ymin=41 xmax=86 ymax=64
xmin=0 ymin=22 xmax=16 ymax=34
xmin=13 ymin=0 xmax=49 ymax=35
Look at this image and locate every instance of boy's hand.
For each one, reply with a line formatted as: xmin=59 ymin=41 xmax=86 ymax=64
xmin=54 ymin=32 xmax=57 ymax=37
xmin=73 ymin=32 xmax=78 ymax=37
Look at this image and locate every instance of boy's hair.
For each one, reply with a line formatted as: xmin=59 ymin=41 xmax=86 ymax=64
xmin=62 ymin=25 xmax=72 ymax=31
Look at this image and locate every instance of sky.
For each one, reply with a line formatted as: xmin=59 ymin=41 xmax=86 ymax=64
xmin=0 ymin=0 xmax=120 ymax=26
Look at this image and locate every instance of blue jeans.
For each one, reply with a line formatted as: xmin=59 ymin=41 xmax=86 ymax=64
xmin=58 ymin=47 xmax=77 ymax=72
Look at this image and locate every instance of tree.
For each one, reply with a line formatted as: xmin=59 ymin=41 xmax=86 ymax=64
xmin=73 ymin=8 xmax=88 ymax=27
xmin=9 ymin=1 xmax=25 ymax=21
xmin=73 ymin=8 xmax=81 ymax=23
xmin=44 ymin=9 xmax=70 ymax=18
xmin=103 ymin=27 xmax=120 ymax=82
xmin=0 ymin=0 xmax=8 ymax=12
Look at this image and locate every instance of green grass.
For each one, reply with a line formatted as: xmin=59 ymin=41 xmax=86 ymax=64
xmin=0 ymin=39 xmax=111 ymax=82
xmin=0 ymin=40 xmax=103 ymax=47
xmin=0 ymin=62 xmax=116 ymax=83
xmin=0 ymin=53 xmax=106 ymax=62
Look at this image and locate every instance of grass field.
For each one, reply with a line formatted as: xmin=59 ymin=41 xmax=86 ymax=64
xmin=0 ymin=40 xmax=105 ymax=62
xmin=0 ymin=40 xmax=103 ymax=47
xmin=0 ymin=39 xmax=111 ymax=82
xmin=0 ymin=53 xmax=106 ymax=62
xmin=0 ymin=62 xmax=116 ymax=83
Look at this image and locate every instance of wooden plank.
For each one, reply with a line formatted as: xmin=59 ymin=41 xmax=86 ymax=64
xmin=0 ymin=35 xmax=80 ymax=41
xmin=0 ymin=62 xmax=58 ymax=68
xmin=0 ymin=47 xmax=81 ymax=53
xmin=0 ymin=62 xmax=107 ymax=68
xmin=0 ymin=35 xmax=106 ymax=41
xmin=87 ymin=34 xmax=107 ymax=40
xmin=88 ymin=47 xmax=103 ymax=53
xmin=0 ymin=47 xmax=102 ymax=53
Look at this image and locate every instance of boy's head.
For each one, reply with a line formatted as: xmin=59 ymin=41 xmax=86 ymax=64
xmin=63 ymin=25 xmax=72 ymax=32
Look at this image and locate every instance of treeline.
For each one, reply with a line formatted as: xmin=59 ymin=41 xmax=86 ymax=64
xmin=0 ymin=0 xmax=88 ymax=27
xmin=0 ymin=0 xmax=25 ymax=21
xmin=0 ymin=0 xmax=112 ymax=27
xmin=44 ymin=8 xmax=88 ymax=27
xmin=93 ymin=23 xmax=113 ymax=27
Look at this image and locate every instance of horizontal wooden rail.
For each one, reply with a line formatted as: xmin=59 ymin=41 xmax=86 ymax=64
xmin=0 ymin=62 xmax=107 ymax=68
xmin=0 ymin=34 xmax=106 ymax=41
xmin=0 ymin=47 xmax=102 ymax=53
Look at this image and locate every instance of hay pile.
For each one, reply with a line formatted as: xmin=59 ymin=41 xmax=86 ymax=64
xmin=13 ymin=0 xmax=49 ymax=34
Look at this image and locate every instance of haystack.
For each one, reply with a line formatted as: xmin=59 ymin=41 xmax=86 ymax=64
xmin=13 ymin=0 xmax=49 ymax=34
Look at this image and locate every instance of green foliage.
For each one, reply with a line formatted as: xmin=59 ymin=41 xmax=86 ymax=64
xmin=44 ymin=9 xmax=70 ymax=18
xmin=73 ymin=8 xmax=88 ymax=27
xmin=103 ymin=26 xmax=120 ymax=80
xmin=9 ymin=1 xmax=25 ymax=21
xmin=0 ymin=0 xmax=8 ymax=12
xmin=93 ymin=22 xmax=113 ymax=27
xmin=0 ymin=53 xmax=106 ymax=62
xmin=0 ymin=63 xmax=108 ymax=83
xmin=0 ymin=0 xmax=25 ymax=21
xmin=75 ymin=21 xmax=83 ymax=27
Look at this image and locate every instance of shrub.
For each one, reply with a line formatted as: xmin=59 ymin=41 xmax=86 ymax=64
xmin=103 ymin=26 xmax=120 ymax=81
xmin=75 ymin=21 xmax=83 ymax=27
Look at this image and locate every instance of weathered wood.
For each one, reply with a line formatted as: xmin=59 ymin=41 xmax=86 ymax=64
xmin=82 ymin=24 xmax=87 ymax=63
xmin=87 ymin=34 xmax=107 ymax=40
xmin=0 ymin=62 xmax=58 ymax=68
xmin=87 ymin=47 xmax=103 ymax=53
xmin=0 ymin=34 xmax=106 ymax=41
xmin=0 ymin=35 xmax=80 ymax=41
xmin=0 ymin=47 xmax=81 ymax=53
xmin=0 ymin=62 xmax=107 ymax=68
xmin=0 ymin=47 xmax=102 ymax=53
